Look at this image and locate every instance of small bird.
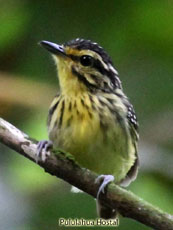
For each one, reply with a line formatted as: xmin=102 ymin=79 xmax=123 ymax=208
xmin=38 ymin=38 xmax=139 ymax=219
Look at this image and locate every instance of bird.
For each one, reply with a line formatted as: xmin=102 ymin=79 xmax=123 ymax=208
xmin=37 ymin=38 xmax=139 ymax=219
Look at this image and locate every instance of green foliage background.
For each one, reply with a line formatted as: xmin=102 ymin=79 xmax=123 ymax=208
xmin=0 ymin=1 xmax=172 ymax=229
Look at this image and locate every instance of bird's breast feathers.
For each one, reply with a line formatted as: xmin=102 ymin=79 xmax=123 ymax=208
xmin=48 ymin=94 xmax=136 ymax=182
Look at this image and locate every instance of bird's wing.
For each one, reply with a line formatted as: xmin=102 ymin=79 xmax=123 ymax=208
xmin=120 ymin=104 xmax=139 ymax=187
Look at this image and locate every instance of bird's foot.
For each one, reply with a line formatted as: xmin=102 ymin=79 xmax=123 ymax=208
xmin=36 ymin=140 xmax=53 ymax=162
xmin=95 ymin=175 xmax=115 ymax=219
xmin=95 ymin=174 xmax=115 ymax=199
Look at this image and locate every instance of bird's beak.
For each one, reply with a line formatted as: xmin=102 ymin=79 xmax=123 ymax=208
xmin=39 ymin=40 xmax=66 ymax=56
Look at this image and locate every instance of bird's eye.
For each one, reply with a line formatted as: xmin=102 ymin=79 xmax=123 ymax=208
xmin=80 ymin=55 xmax=93 ymax=66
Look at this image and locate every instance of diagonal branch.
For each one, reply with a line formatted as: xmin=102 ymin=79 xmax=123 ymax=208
xmin=0 ymin=117 xmax=173 ymax=230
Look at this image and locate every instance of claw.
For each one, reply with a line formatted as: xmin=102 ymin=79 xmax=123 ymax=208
xmin=36 ymin=140 xmax=53 ymax=163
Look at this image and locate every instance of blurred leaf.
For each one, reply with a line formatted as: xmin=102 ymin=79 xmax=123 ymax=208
xmin=8 ymin=152 xmax=58 ymax=193
xmin=0 ymin=1 xmax=30 ymax=52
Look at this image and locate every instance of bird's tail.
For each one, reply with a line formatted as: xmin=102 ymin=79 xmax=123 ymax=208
xmin=96 ymin=200 xmax=118 ymax=219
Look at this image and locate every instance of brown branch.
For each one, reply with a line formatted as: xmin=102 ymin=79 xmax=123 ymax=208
xmin=0 ymin=117 xmax=173 ymax=230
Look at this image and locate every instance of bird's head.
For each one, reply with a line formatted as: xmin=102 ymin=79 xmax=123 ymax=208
xmin=40 ymin=38 xmax=121 ymax=95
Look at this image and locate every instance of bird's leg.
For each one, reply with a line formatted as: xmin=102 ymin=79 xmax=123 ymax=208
xmin=36 ymin=140 xmax=53 ymax=162
xmin=95 ymin=175 xmax=116 ymax=219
